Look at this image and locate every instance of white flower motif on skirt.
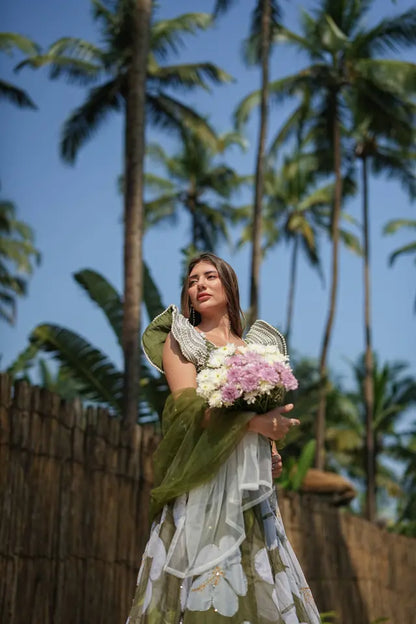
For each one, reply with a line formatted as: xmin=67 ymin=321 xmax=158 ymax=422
xmin=186 ymin=537 xmax=247 ymax=616
xmin=141 ymin=533 xmax=167 ymax=614
xmin=254 ymin=548 xmax=274 ymax=584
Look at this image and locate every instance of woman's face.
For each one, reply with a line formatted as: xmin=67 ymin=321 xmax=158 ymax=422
xmin=187 ymin=260 xmax=228 ymax=315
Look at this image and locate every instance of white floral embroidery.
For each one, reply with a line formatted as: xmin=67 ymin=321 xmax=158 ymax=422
xmin=254 ymin=548 xmax=274 ymax=584
xmin=186 ymin=537 xmax=247 ymax=616
xmin=172 ymin=494 xmax=186 ymax=528
xmin=141 ymin=533 xmax=166 ymax=614
xmin=274 ymin=569 xmax=298 ymax=623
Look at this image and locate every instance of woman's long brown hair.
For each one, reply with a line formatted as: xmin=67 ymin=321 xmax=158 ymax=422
xmin=180 ymin=252 xmax=245 ymax=337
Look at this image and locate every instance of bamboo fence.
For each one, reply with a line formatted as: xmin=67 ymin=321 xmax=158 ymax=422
xmin=1 ymin=374 xmax=415 ymax=624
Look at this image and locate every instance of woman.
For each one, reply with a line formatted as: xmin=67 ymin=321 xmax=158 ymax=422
xmin=127 ymin=253 xmax=320 ymax=624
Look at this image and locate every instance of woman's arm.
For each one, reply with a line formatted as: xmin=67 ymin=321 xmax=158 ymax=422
xmin=162 ymin=332 xmax=197 ymax=393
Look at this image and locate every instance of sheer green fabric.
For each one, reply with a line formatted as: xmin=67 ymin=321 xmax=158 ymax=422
xmin=150 ymin=388 xmax=254 ymax=519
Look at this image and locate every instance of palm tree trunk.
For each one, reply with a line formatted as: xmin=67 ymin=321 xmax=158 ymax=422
xmin=285 ymin=234 xmax=299 ymax=348
xmin=122 ymin=0 xmax=152 ymax=429
xmin=315 ymin=102 xmax=342 ymax=470
xmin=248 ymin=0 xmax=271 ymax=326
xmin=362 ymin=155 xmax=376 ymax=521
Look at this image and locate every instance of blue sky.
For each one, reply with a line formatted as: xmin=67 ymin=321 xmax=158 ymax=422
xmin=1 ymin=0 xmax=415 ymax=418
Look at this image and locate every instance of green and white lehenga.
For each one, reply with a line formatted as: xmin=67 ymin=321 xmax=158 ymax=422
xmin=127 ymin=306 xmax=320 ymax=624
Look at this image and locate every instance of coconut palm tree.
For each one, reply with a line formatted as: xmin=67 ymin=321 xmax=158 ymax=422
xmin=17 ymin=4 xmax=230 ymax=163
xmin=17 ymin=0 xmax=231 ymax=427
xmin=144 ymin=129 xmax=247 ymax=252
xmin=236 ymin=1 xmax=416 ymax=503
xmin=7 ymin=265 xmax=168 ymax=421
xmin=350 ymin=58 xmax=416 ymax=517
xmin=391 ymin=425 xmax=416 ymax=536
xmin=214 ymin=0 xmax=282 ymax=325
xmin=235 ymin=143 xmax=359 ymax=348
xmin=384 ymin=218 xmax=416 ymax=311
xmin=323 ymin=354 xmax=416 ymax=518
xmin=0 ymin=199 xmax=40 ymax=326
xmin=264 ymin=152 xmax=360 ymax=346
xmin=347 ymin=354 xmax=416 ymax=519
xmin=0 ymin=32 xmax=37 ymax=109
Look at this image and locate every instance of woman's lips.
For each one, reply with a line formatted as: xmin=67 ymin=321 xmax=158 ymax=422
xmin=197 ymin=293 xmax=211 ymax=301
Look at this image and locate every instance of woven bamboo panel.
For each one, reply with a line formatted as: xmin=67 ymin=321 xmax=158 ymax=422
xmin=1 ymin=373 xmax=415 ymax=624
xmin=0 ymin=375 xmax=158 ymax=624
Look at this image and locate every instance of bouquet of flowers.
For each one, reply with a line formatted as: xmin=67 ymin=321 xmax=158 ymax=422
xmin=196 ymin=343 xmax=298 ymax=413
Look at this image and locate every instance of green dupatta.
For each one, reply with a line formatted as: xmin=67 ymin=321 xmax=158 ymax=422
xmin=150 ymin=388 xmax=254 ymax=519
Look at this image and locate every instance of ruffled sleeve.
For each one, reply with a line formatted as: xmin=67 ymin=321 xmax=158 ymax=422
xmin=245 ymin=319 xmax=287 ymax=356
xmin=141 ymin=304 xmax=209 ymax=373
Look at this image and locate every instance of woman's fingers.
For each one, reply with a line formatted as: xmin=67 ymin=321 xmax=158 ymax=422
xmin=279 ymin=403 xmax=294 ymax=414
xmin=248 ymin=405 xmax=300 ymax=440
xmin=271 ymin=452 xmax=283 ymax=478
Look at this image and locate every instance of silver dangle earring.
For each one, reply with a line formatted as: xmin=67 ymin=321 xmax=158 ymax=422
xmin=190 ymin=305 xmax=196 ymax=325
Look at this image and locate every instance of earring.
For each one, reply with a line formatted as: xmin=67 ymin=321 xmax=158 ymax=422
xmin=190 ymin=305 xmax=196 ymax=325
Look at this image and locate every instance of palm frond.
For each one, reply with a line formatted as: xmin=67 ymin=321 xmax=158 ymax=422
xmin=338 ymin=229 xmax=362 ymax=256
xmin=0 ymin=272 xmax=27 ymax=296
xmin=73 ymin=269 xmax=123 ymax=345
xmin=6 ymin=342 xmax=40 ymax=378
xmin=143 ymin=262 xmax=165 ymax=320
xmin=90 ymin=0 xmax=116 ymax=28
xmin=15 ymin=52 xmax=102 ymax=86
xmin=0 ymin=79 xmax=36 ymax=109
xmin=234 ymin=70 xmax=315 ymax=128
xmin=388 ymin=241 xmax=416 ymax=266
xmin=355 ymin=8 xmax=416 ymax=56
xmin=356 ymin=59 xmax=416 ymax=98
xmin=60 ymin=77 xmax=124 ymax=163
xmin=151 ymin=13 xmax=213 ymax=60
xmin=370 ymin=148 xmax=416 ymax=199
xmin=146 ymin=92 xmax=218 ymax=149
xmin=268 ymin=99 xmax=311 ymax=158
xmin=0 ymin=290 xmax=16 ymax=324
xmin=0 ymin=237 xmax=40 ymax=273
xmin=144 ymin=172 xmax=176 ymax=192
xmin=213 ymin=0 xmax=238 ymax=18
xmin=29 ymin=323 xmax=123 ymax=412
xmin=216 ymin=131 xmax=248 ymax=153
xmin=149 ymin=61 xmax=232 ymax=91
xmin=383 ymin=219 xmax=416 ymax=235
xmin=0 ymin=32 xmax=39 ymax=55
xmin=144 ymin=193 xmax=178 ymax=228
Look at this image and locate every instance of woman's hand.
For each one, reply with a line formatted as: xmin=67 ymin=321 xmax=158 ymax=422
xmin=271 ymin=441 xmax=283 ymax=479
xmin=247 ymin=403 xmax=300 ymax=440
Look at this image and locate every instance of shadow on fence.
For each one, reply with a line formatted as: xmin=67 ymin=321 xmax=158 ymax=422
xmin=1 ymin=375 xmax=415 ymax=624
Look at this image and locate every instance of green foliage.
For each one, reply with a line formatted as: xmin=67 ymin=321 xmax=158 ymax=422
xmin=384 ymin=218 xmax=416 ymax=310
xmin=279 ymin=439 xmax=316 ymax=491
xmin=319 ymin=612 xmax=338 ymax=624
xmin=0 ymin=200 xmax=41 ymax=325
xmin=17 ymin=3 xmax=232 ymax=162
xmin=7 ymin=264 xmax=168 ymax=421
xmin=145 ymin=129 xmax=247 ymax=251
xmin=0 ymin=32 xmax=38 ymax=109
